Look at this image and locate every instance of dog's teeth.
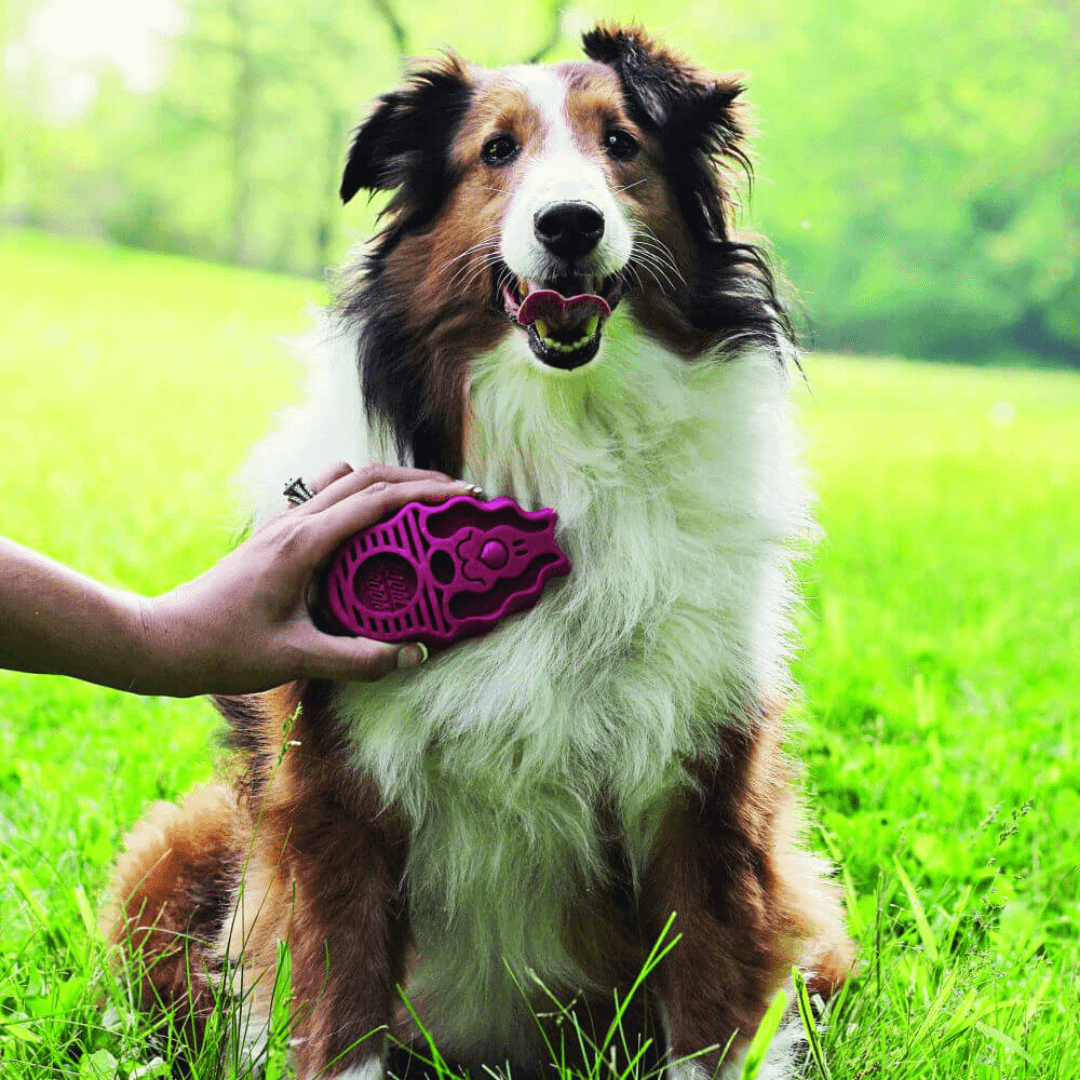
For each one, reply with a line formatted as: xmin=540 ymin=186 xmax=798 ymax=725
xmin=532 ymin=313 xmax=602 ymax=354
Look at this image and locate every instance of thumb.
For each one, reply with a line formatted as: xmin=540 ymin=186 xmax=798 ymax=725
xmin=300 ymin=632 xmax=430 ymax=682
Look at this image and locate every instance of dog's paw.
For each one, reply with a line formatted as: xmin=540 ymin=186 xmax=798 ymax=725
xmin=668 ymin=1062 xmax=711 ymax=1080
xmin=333 ymin=1059 xmax=386 ymax=1080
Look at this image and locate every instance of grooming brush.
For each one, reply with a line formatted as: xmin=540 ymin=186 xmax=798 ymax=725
xmin=318 ymin=494 xmax=571 ymax=649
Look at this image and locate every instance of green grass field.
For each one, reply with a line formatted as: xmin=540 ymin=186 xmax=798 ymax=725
xmin=1 ymin=228 xmax=1078 ymax=1078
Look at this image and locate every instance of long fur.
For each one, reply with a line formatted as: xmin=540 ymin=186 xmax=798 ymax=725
xmin=104 ymin=24 xmax=854 ymax=1080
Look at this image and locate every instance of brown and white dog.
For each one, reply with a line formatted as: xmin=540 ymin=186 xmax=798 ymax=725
xmin=105 ymin=24 xmax=854 ymax=1080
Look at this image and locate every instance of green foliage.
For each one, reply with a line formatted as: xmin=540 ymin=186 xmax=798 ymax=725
xmin=2 ymin=0 xmax=1077 ymax=363
xmin=739 ymin=988 xmax=788 ymax=1079
xmin=1 ymin=233 xmax=1078 ymax=1076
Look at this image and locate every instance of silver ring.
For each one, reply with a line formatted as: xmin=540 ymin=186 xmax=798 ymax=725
xmin=283 ymin=477 xmax=316 ymax=506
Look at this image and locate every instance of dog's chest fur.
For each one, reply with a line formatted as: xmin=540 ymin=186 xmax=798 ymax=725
xmin=244 ymin=310 xmax=809 ymax=1057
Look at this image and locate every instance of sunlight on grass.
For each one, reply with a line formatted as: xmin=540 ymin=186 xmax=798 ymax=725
xmin=1 ymin=230 xmax=1078 ymax=1077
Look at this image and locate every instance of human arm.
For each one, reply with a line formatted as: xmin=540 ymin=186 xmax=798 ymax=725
xmin=0 ymin=464 xmax=474 ymax=695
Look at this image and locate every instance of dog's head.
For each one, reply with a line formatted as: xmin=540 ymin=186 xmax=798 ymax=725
xmin=338 ymin=25 xmax=785 ymax=474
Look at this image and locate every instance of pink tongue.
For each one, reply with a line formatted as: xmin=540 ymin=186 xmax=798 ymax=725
xmin=515 ymin=289 xmax=611 ymax=328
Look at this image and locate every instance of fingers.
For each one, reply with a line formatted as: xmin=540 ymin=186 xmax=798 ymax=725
xmin=294 ymin=630 xmax=430 ymax=682
xmin=308 ymin=461 xmax=355 ymax=494
xmin=299 ymin=462 xmax=457 ymax=514
xmin=306 ymin=477 xmax=476 ymax=559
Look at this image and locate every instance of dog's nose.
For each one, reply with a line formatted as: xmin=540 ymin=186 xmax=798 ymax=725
xmin=533 ymin=202 xmax=605 ymax=262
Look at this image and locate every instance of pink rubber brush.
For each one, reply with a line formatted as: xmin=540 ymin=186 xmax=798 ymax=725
xmin=319 ymin=495 xmax=571 ymax=649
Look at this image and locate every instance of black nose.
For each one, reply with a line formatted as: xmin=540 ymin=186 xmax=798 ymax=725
xmin=533 ymin=202 xmax=605 ymax=261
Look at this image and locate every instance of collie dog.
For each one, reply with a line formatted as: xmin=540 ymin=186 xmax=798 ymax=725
xmin=105 ymin=24 xmax=854 ymax=1080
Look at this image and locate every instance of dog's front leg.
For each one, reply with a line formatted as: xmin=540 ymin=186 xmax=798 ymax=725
xmin=642 ymin=723 xmax=836 ymax=1079
xmin=279 ymin=786 xmax=410 ymax=1080
xmin=225 ymin=687 xmax=411 ymax=1080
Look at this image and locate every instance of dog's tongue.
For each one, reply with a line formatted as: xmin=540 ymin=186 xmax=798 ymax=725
xmin=512 ymin=289 xmax=611 ymax=330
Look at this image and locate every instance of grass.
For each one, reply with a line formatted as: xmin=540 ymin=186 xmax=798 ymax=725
xmin=1 ymin=227 xmax=1078 ymax=1077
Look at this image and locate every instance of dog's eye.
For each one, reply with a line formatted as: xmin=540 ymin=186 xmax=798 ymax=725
xmin=481 ymin=135 xmax=519 ymax=166
xmin=603 ymin=129 xmax=639 ymax=162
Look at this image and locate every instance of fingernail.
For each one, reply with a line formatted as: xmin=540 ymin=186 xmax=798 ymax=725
xmin=396 ymin=642 xmax=429 ymax=670
xmin=465 ymin=483 xmax=485 ymax=498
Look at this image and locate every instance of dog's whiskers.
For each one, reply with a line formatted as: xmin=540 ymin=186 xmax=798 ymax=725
xmin=631 ymin=228 xmax=684 ymax=275
xmin=457 ymin=253 xmax=504 ymax=293
xmin=439 ymin=234 xmax=502 ymax=279
xmin=630 ymin=246 xmax=679 ymax=294
xmin=446 ymin=247 xmax=504 ymax=291
xmin=629 ymin=228 xmax=686 ymax=294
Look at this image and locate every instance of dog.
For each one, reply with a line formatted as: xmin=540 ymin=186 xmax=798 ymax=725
xmin=105 ymin=24 xmax=854 ymax=1080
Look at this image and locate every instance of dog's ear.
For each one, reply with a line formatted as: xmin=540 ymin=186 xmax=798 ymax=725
xmin=582 ymin=25 xmax=745 ymax=150
xmin=340 ymin=54 xmax=473 ymax=206
xmin=583 ymin=24 xmax=748 ymax=240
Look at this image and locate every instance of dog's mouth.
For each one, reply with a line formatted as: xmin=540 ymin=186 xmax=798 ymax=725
xmin=501 ymin=272 xmax=626 ymax=371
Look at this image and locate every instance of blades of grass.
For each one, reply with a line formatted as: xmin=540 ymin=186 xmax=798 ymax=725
xmin=792 ymin=969 xmax=832 ymax=1080
xmin=909 ymin=966 xmax=957 ymax=1046
xmin=508 ymin=964 xmax=584 ymax=1075
xmin=263 ymin=939 xmax=294 ymax=1080
xmin=893 ymin=858 xmax=939 ymax=964
xmin=127 ymin=1058 xmax=170 ymax=1079
xmin=396 ymin=985 xmax=455 ymax=1079
xmin=72 ymin=884 xmax=99 ymax=943
xmin=612 ymin=987 xmax=644 ymax=1080
xmin=617 ymin=1037 xmax=655 ymax=1080
xmin=9 ymin=867 xmax=48 ymax=928
xmin=0 ymin=1021 xmax=43 ymax=1044
xmin=975 ymin=1020 xmax=1035 ymax=1065
xmin=596 ymin=911 xmax=682 ymax=1065
xmin=315 ymin=1028 xmax=389 ymax=1080
xmin=816 ymin=825 xmax=864 ymax=939
xmin=515 ymin=916 xmax=683 ymax=1080
xmin=820 ymin=966 xmax=853 ymax=1028
xmin=941 ymin=986 xmax=980 ymax=1042
xmin=941 ymin=883 xmax=973 ymax=955
xmin=739 ymin=987 xmax=789 ymax=1080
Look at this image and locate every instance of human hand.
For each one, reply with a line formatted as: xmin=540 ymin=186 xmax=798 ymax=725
xmin=141 ymin=463 xmax=477 ymax=695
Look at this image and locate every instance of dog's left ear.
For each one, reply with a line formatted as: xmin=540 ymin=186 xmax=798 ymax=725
xmin=340 ymin=54 xmax=473 ymax=206
xmin=582 ymin=25 xmax=745 ymax=152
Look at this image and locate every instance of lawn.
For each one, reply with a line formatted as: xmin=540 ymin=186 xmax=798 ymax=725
xmin=1 ymin=228 xmax=1077 ymax=1078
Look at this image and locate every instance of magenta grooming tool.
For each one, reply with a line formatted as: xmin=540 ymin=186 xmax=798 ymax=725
xmin=320 ymin=495 xmax=571 ymax=648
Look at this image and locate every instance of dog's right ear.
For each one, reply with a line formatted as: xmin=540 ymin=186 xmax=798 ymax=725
xmin=340 ymin=55 xmax=473 ymax=206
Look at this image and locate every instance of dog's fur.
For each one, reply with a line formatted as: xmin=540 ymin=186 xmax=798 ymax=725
xmin=104 ymin=25 xmax=854 ymax=1080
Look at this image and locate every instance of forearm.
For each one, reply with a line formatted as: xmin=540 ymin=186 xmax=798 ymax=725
xmin=1 ymin=468 xmax=465 ymax=697
xmin=0 ymin=538 xmax=160 ymax=693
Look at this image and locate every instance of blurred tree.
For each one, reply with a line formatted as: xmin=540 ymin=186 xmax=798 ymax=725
xmin=226 ymin=0 xmax=256 ymax=264
xmin=702 ymin=0 xmax=1080 ymax=363
xmin=1 ymin=0 xmax=1076 ymax=365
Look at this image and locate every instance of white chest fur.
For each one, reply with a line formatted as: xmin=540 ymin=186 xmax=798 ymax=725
xmin=242 ymin=313 xmax=810 ymax=1057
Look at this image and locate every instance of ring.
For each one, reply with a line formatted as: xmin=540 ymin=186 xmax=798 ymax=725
xmin=283 ymin=477 xmax=316 ymax=506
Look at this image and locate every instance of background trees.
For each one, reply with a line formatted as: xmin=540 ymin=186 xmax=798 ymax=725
xmin=2 ymin=0 xmax=1076 ymax=366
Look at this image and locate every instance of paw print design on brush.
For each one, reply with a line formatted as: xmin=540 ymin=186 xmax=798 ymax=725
xmin=320 ymin=495 xmax=571 ymax=648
